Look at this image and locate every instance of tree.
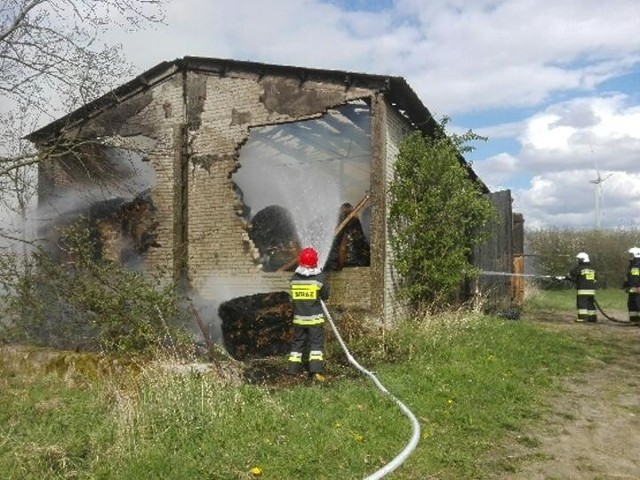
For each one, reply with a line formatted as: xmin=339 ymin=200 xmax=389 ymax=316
xmin=388 ymin=121 xmax=496 ymax=308
xmin=0 ymin=0 xmax=167 ymax=232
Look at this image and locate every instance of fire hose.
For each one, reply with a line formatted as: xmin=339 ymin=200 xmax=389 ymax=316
xmin=320 ymin=300 xmax=420 ymax=480
xmin=593 ymin=298 xmax=634 ymax=325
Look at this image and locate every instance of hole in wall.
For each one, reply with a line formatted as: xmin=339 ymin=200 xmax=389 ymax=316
xmin=233 ymin=101 xmax=372 ymax=271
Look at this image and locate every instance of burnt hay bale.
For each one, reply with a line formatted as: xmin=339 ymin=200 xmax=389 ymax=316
xmin=219 ymin=291 xmax=293 ymax=360
xmin=249 ymin=205 xmax=300 ymax=271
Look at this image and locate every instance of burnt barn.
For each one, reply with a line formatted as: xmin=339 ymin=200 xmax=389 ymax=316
xmin=26 ymin=57 xmax=522 ymax=358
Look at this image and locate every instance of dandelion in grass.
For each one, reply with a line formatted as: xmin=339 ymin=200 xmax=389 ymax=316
xmin=249 ymin=466 xmax=263 ymax=477
xmin=353 ymin=433 xmax=364 ymax=442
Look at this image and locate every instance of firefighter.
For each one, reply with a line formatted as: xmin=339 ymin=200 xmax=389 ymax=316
xmin=623 ymin=247 xmax=640 ymax=325
xmin=287 ymin=247 xmax=330 ymax=381
xmin=567 ymin=252 xmax=597 ymax=323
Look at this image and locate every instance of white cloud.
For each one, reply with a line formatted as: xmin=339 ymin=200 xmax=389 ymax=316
xmin=115 ymin=0 xmax=640 ymax=113
xmin=471 ymin=152 xmax=518 ymax=189
xmin=470 ymin=92 xmax=640 ymax=228
xmin=390 ymin=0 xmax=640 ymax=113
xmin=514 ymin=95 xmax=640 ymax=171
xmin=513 ymin=170 xmax=640 ymax=229
xmin=83 ymin=0 xmax=640 ymax=229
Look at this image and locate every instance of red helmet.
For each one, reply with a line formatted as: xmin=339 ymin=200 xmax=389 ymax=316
xmin=298 ymin=247 xmax=318 ymax=268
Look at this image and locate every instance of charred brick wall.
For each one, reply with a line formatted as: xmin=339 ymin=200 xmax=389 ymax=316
xmin=37 ymin=74 xmax=185 ymax=279
xmin=36 ymin=64 xmax=411 ymax=324
xmin=183 ymin=68 xmax=375 ymax=310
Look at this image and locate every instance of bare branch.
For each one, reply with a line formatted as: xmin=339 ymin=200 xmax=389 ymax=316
xmin=1 ymin=0 xmax=168 ymax=208
xmin=0 ymin=0 xmax=47 ymax=44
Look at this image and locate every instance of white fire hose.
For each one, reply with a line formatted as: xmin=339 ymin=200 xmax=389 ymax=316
xmin=320 ymin=300 xmax=420 ymax=480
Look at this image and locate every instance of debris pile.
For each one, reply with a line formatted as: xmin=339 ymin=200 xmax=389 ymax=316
xmin=46 ymin=190 xmax=160 ymax=267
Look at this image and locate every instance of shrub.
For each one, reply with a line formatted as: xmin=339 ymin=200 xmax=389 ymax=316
xmin=388 ymin=122 xmax=496 ymax=308
xmin=0 ymin=220 xmax=192 ymax=356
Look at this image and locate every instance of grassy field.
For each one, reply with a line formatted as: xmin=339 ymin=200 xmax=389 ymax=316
xmin=0 ymin=291 xmax=625 ymax=479
xmin=524 ymin=285 xmax=628 ymax=314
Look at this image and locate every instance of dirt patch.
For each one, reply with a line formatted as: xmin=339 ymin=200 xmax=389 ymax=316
xmin=496 ymin=311 xmax=640 ymax=479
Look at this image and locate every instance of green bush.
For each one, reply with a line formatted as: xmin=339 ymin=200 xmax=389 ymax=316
xmin=388 ymin=122 xmax=496 ymax=308
xmin=0 ymin=220 xmax=192 ymax=356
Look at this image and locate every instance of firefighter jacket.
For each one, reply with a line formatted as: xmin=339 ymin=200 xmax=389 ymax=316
xmin=290 ymin=266 xmax=330 ymax=326
xmin=624 ymin=258 xmax=640 ymax=293
xmin=568 ymin=262 xmax=596 ymax=294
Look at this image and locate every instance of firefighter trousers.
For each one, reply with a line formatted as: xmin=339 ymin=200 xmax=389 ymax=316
xmin=287 ymin=324 xmax=325 ymax=374
xmin=576 ymin=293 xmax=597 ymax=322
xmin=628 ymin=292 xmax=640 ymax=322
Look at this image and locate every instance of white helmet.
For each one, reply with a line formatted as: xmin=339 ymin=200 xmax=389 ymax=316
xmin=576 ymin=252 xmax=590 ymax=262
xmin=628 ymin=247 xmax=640 ymax=258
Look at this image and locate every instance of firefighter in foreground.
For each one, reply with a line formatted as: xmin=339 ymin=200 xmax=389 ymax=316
xmin=623 ymin=247 xmax=640 ymax=324
xmin=287 ymin=247 xmax=330 ymax=381
xmin=566 ymin=252 xmax=597 ymax=323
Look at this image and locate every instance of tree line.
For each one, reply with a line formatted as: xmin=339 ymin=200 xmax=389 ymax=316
xmin=526 ymin=228 xmax=640 ymax=289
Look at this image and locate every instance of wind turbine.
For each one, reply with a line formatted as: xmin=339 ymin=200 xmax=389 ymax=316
xmin=589 ymin=159 xmax=614 ymax=229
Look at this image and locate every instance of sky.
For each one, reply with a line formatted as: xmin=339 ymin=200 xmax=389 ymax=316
xmin=108 ymin=0 xmax=640 ymax=230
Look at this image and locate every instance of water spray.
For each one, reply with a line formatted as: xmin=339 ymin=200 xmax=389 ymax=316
xmin=479 ymin=270 xmax=565 ymax=280
xmin=321 ymin=300 xmax=420 ymax=480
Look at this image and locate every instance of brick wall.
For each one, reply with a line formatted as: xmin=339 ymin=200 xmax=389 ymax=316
xmin=383 ymin=99 xmax=413 ymax=323
xmin=38 ymin=66 xmax=401 ymax=323
xmin=182 ymin=69 xmax=375 ymax=310
xmin=141 ymin=75 xmax=188 ymax=279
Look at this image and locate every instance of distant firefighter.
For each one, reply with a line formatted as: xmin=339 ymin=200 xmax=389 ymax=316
xmin=567 ymin=252 xmax=597 ymax=323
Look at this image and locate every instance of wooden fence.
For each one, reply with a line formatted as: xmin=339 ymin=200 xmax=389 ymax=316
xmin=469 ymin=190 xmax=525 ymax=309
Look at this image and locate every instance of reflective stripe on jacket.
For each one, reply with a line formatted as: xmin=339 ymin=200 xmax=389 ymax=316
xmin=568 ymin=262 xmax=596 ymax=292
xmin=627 ymin=259 xmax=640 ymax=290
xmin=290 ymin=267 xmax=329 ymax=326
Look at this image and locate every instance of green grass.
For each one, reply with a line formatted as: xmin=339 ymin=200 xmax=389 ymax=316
xmin=524 ymin=287 xmax=628 ymax=313
xmin=0 ymin=310 xmax=620 ymax=479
